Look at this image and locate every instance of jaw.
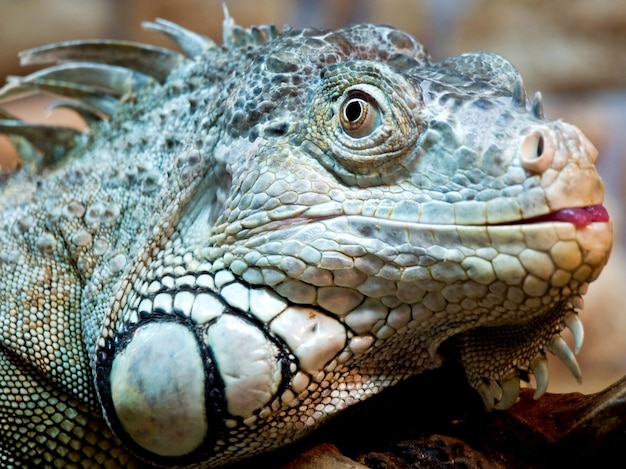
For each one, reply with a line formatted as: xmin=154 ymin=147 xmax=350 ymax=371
xmin=217 ymin=198 xmax=612 ymax=410
xmin=435 ymin=216 xmax=612 ymax=410
xmin=454 ymin=299 xmax=584 ymax=410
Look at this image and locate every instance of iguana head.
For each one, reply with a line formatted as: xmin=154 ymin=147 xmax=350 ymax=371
xmin=37 ymin=17 xmax=606 ymax=468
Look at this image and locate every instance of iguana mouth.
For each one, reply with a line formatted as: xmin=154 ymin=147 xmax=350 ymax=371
xmin=512 ymin=204 xmax=609 ymax=227
xmin=241 ymin=204 xmax=612 ymax=238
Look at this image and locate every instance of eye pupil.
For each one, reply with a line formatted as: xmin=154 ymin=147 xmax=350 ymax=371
xmin=344 ymin=99 xmax=365 ymax=123
xmin=339 ymin=91 xmax=381 ymax=138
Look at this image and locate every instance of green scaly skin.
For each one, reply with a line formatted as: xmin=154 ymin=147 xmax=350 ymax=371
xmin=0 ymin=13 xmax=613 ymax=469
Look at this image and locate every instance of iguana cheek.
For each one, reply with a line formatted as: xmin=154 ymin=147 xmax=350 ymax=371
xmin=109 ymin=322 xmax=207 ymax=457
xmin=100 ymin=288 xmax=289 ymax=461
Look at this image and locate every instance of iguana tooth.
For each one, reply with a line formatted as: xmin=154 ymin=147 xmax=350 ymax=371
xmin=142 ymin=18 xmax=217 ymax=58
xmin=564 ymin=312 xmax=585 ymax=354
xmin=19 ymin=40 xmax=187 ymax=83
xmin=531 ymin=354 xmax=550 ymax=399
xmin=494 ymin=372 xmax=521 ymax=410
xmin=531 ymin=91 xmax=545 ymax=120
xmin=548 ymin=335 xmax=582 ymax=383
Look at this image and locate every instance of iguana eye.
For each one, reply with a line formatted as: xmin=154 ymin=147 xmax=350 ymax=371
xmin=308 ymin=65 xmax=423 ymax=181
xmin=340 ymin=92 xmax=381 ymax=138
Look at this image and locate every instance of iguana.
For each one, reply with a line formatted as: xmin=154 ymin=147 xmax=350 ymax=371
xmin=0 ymin=10 xmax=613 ymax=469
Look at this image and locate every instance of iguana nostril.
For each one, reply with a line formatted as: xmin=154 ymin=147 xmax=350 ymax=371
xmin=520 ymin=129 xmax=554 ymax=173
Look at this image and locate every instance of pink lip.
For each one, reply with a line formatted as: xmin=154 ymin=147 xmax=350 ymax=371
xmin=520 ymin=204 xmax=610 ymax=227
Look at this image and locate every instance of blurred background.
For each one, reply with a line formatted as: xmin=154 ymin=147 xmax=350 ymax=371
xmin=0 ymin=0 xmax=624 ymax=394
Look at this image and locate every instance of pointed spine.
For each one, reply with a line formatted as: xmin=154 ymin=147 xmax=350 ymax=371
xmin=548 ymin=336 xmax=582 ymax=384
xmin=222 ymin=3 xmax=236 ymax=46
xmin=19 ymin=40 xmax=187 ymax=83
xmin=531 ymin=355 xmax=550 ymax=399
xmin=14 ymin=62 xmax=155 ymax=97
xmin=0 ymin=120 xmax=81 ymax=164
xmin=221 ymin=5 xmax=280 ymax=48
xmin=47 ymin=99 xmax=105 ymax=125
xmin=142 ymin=18 xmax=216 ymax=58
xmin=2 ymin=77 xmax=119 ymax=117
xmin=564 ymin=313 xmax=584 ymax=355
xmin=531 ymin=91 xmax=545 ymax=119
xmin=511 ymin=76 xmax=526 ymax=108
